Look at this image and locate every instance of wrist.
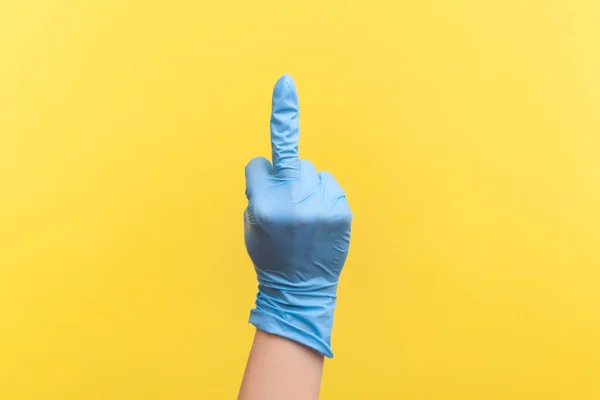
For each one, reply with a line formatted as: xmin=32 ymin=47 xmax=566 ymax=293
xmin=249 ymin=282 xmax=338 ymax=358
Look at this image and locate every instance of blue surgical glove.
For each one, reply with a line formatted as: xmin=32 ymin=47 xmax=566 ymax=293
xmin=244 ymin=75 xmax=352 ymax=357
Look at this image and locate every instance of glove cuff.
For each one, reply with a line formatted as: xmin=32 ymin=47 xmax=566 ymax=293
xmin=249 ymin=285 xmax=337 ymax=358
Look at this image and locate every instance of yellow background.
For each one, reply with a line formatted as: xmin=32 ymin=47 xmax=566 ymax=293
xmin=1 ymin=1 xmax=599 ymax=399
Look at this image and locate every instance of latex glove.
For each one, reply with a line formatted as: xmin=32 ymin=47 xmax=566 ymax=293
xmin=244 ymin=75 xmax=352 ymax=357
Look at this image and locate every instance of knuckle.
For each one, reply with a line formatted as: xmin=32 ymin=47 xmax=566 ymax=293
xmin=300 ymin=160 xmax=317 ymax=175
xmin=245 ymin=156 xmax=268 ymax=174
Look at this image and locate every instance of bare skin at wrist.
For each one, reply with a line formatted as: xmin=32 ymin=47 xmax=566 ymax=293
xmin=238 ymin=330 xmax=324 ymax=400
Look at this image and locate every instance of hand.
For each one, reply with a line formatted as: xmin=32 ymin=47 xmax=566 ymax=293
xmin=244 ymin=75 xmax=352 ymax=357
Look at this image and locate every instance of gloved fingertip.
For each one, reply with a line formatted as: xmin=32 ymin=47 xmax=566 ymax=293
xmin=274 ymin=74 xmax=296 ymax=92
